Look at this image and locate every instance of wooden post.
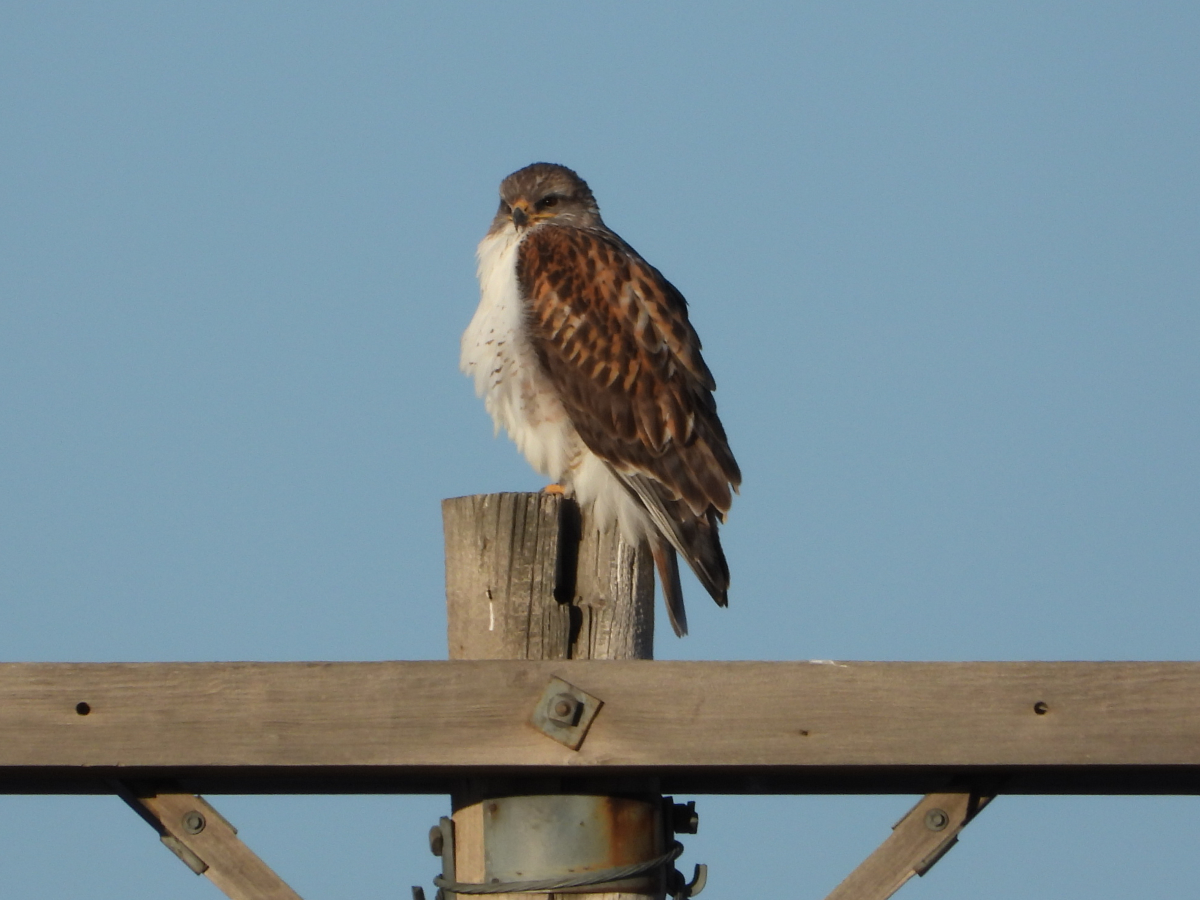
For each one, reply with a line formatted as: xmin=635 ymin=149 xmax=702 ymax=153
xmin=443 ymin=492 xmax=659 ymax=900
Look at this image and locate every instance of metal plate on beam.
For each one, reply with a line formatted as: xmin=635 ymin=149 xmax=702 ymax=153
xmin=530 ymin=676 xmax=603 ymax=750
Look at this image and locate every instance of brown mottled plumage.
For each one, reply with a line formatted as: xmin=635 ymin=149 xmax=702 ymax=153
xmin=461 ymin=163 xmax=740 ymax=636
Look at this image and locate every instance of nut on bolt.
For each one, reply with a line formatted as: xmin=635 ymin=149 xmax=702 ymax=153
xmin=547 ymin=693 xmax=581 ymax=726
xmin=429 ymin=825 xmax=444 ymax=857
xmin=924 ymin=808 xmax=950 ymax=832
xmin=181 ymin=810 xmax=207 ymax=835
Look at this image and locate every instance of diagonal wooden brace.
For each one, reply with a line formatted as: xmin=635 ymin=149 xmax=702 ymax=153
xmin=823 ymin=791 xmax=994 ymax=900
xmin=115 ymin=783 xmax=304 ymax=900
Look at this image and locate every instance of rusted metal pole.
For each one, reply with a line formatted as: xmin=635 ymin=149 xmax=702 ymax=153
xmin=442 ymin=492 xmax=660 ymax=900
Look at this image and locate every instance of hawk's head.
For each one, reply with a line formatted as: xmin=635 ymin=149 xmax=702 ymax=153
xmin=489 ymin=163 xmax=602 ymax=234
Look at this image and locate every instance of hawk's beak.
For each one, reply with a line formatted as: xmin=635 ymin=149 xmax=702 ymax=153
xmin=511 ymin=202 xmax=530 ymax=228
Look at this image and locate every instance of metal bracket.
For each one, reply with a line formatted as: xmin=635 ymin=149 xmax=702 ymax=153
xmin=413 ymin=816 xmax=456 ymax=900
xmin=530 ymin=676 xmax=603 ymax=750
xmin=664 ymin=796 xmax=705 ymax=899
xmin=669 ymin=862 xmax=708 ymax=900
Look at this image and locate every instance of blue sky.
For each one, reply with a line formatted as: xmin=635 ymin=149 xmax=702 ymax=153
xmin=2 ymin=3 xmax=1197 ymax=898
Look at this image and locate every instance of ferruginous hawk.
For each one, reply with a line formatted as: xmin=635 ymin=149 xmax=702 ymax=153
xmin=461 ymin=163 xmax=741 ymax=636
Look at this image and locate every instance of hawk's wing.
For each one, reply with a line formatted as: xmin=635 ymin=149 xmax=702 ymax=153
xmin=517 ymin=224 xmax=741 ymax=626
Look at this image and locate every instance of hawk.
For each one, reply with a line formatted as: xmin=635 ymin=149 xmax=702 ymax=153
xmin=461 ymin=163 xmax=741 ymax=636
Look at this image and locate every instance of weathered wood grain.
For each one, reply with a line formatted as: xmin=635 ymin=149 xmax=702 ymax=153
xmin=569 ymin=501 xmax=655 ymax=660
xmin=2 ymin=660 xmax=1199 ymax=794
xmin=444 ymin=493 xmax=571 ymax=660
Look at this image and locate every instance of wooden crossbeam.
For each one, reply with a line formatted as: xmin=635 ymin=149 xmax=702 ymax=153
xmin=2 ymin=660 xmax=1199 ymax=795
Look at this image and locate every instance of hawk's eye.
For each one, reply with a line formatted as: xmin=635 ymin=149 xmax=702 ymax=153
xmin=538 ymin=195 xmax=560 ymax=211
xmin=499 ymin=200 xmax=512 ymax=215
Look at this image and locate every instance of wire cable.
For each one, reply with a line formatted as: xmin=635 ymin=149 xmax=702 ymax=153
xmin=432 ymin=841 xmax=684 ymax=894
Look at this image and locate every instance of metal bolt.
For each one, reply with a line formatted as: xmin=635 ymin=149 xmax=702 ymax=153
xmin=181 ymin=810 xmax=207 ymax=835
xmin=428 ymin=825 xmax=444 ymax=857
xmin=924 ymin=808 xmax=949 ymax=832
xmin=547 ymin=693 xmax=580 ymax=725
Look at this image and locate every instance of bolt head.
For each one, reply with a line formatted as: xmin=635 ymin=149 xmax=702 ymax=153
xmin=181 ymin=810 xmax=206 ymax=835
xmin=428 ymin=825 xmax=444 ymax=857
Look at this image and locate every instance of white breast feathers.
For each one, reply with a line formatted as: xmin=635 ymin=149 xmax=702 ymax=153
xmin=462 ymin=227 xmax=575 ymax=481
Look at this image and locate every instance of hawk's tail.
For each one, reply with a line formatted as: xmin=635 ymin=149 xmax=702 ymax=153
xmin=619 ymin=470 xmax=731 ymax=635
xmin=677 ymin=509 xmax=731 ymax=608
xmin=651 ymin=541 xmax=689 ymax=638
